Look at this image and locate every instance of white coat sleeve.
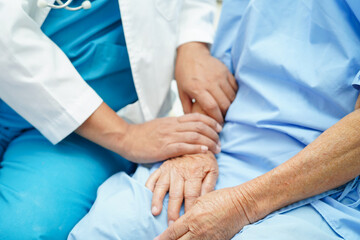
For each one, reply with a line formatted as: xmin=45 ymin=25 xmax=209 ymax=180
xmin=177 ymin=0 xmax=216 ymax=47
xmin=0 ymin=1 xmax=103 ymax=144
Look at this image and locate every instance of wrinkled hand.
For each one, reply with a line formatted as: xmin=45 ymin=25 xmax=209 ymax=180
xmin=146 ymin=152 xmax=219 ymax=225
xmin=355 ymin=94 xmax=360 ymax=110
xmin=175 ymin=42 xmax=238 ymax=124
xmin=155 ymin=187 xmax=251 ymax=240
xmin=119 ymin=113 xmax=221 ymax=163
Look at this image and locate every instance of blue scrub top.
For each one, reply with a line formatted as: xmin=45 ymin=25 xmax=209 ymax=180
xmin=41 ymin=0 xmax=138 ymax=112
xmin=212 ymin=0 xmax=360 ymax=238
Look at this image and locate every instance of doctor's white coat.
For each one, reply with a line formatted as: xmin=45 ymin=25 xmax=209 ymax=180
xmin=0 ymin=0 xmax=215 ymax=143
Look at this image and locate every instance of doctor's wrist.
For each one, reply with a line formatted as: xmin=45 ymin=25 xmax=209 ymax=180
xmin=75 ymin=102 xmax=130 ymax=156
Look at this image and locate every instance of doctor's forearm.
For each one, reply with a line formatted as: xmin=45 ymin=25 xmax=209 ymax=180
xmin=234 ymin=109 xmax=360 ymax=223
xmin=75 ymin=102 xmax=129 ymax=156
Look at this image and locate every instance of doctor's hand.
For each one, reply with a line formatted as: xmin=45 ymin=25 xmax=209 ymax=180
xmin=76 ymin=103 xmax=221 ymax=164
xmin=155 ymin=186 xmax=253 ymax=240
xmin=146 ymin=152 xmax=218 ymax=225
xmin=175 ymin=42 xmax=238 ymax=124
xmin=120 ymin=114 xmax=221 ymax=163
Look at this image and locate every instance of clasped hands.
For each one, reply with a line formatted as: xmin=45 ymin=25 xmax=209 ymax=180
xmin=145 ymin=42 xmax=245 ymax=240
xmin=147 ymin=153 xmax=256 ymax=240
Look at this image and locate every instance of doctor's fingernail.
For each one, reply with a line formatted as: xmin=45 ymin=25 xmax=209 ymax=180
xmin=201 ymin=145 xmax=208 ymax=152
xmin=216 ymin=123 xmax=222 ymax=132
xmin=152 ymin=206 xmax=158 ymax=215
xmin=216 ymin=145 xmax=221 ymax=153
xmin=168 ymin=220 xmax=174 ymax=226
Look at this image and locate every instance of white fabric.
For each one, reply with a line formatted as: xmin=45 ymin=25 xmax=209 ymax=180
xmin=0 ymin=0 xmax=215 ymax=143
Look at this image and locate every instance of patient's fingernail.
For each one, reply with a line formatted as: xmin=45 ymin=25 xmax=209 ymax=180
xmin=152 ymin=206 xmax=158 ymax=215
xmin=201 ymin=145 xmax=208 ymax=152
xmin=216 ymin=123 xmax=222 ymax=132
xmin=168 ymin=220 xmax=174 ymax=226
xmin=153 ymin=237 xmax=159 ymax=240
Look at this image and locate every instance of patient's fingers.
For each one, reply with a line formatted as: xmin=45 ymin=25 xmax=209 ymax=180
xmin=178 ymin=113 xmax=222 ymax=132
xmin=178 ymin=89 xmax=192 ymax=114
xmin=157 ymin=214 xmax=189 ymax=240
xmin=184 ymin=178 xmax=202 ymax=213
xmin=196 ymin=91 xmax=224 ymax=124
xmin=221 ymin=75 xmax=237 ymax=103
xmin=167 ymin=172 xmax=184 ymax=225
xmin=355 ymin=94 xmax=360 ymax=110
xmin=228 ymin=71 xmax=238 ymax=92
xmin=151 ymin=172 xmax=170 ymax=216
xmin=200 ymin=171 xmax=218 ymax=196
xmin=176 ymin=121 xmax=219 ymax=143
xmin=146 ymin=169 xmax=161 ymax=192
xmin=210 ymin=86 xmax=231 ymax=116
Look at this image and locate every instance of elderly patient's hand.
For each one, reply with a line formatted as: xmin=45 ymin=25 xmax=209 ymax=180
xmin=155 ymin=187 xmax=252 ymax=240
xmin=145 ymin=152 xmax=219 ymax=225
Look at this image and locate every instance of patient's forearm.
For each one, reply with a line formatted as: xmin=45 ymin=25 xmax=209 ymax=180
xmin=237 ymin=109 xmax=360 ymax=222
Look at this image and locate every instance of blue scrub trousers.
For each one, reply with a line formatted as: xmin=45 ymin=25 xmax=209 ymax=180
xmin=0 ymin=101 xmax=135 ymax=239
xmin=0 ymin=0 xmax=137 ymax=238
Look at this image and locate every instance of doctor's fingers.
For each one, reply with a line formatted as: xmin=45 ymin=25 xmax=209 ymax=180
xmin=175 ymin=121 xmax=219 ymax=143
xmin=151 ymin=171 xmax=170 ymax=216
xmin=164 ymin=143 xmax=213 ymax=159
xmin=167 ymin=172 xmax=185 ymax=225
xmin=178 ymin=113 xmax=222 ymax=133
xmin=173 ymin=132 xmax=220 ymax=154
xmin=195 ymin=91 xmax=224 ymax=124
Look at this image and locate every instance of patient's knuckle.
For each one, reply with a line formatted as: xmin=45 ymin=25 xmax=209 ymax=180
xmin=169 ymin=191 xmax=183 ymax=199
xmin=167 ymin=226 xmax=181 ymax=240
xmin=155 ymin=181 xmax=169 ymax=190
xmin=185 ymin=192 xmax=200 ymax=199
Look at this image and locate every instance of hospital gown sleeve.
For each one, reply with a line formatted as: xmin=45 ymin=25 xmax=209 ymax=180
xmin=177 ymin=0 xmax=216 ymax=47
xmin=211 ymin=0 xmax=251 ymax=73
xmin=0 ymin=1 xmax=103 ymax=144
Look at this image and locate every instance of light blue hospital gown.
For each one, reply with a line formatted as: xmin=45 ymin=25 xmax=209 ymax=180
xmin=69 ymin=0 xmax=360 ymax=239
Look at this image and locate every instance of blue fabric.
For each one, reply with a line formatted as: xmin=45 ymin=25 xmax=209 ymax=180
xmin=41 ymin=0 xmax=138 ymax=111
xmin=0 ymin=1 xmax=138 ymax=238
xmin=213 ymin=0 xmax=360 ymax=238
xmin=0 ymin=127 xmax=134 ymax=240
xmin=69 ymin=0 xmax=360 ymax=239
